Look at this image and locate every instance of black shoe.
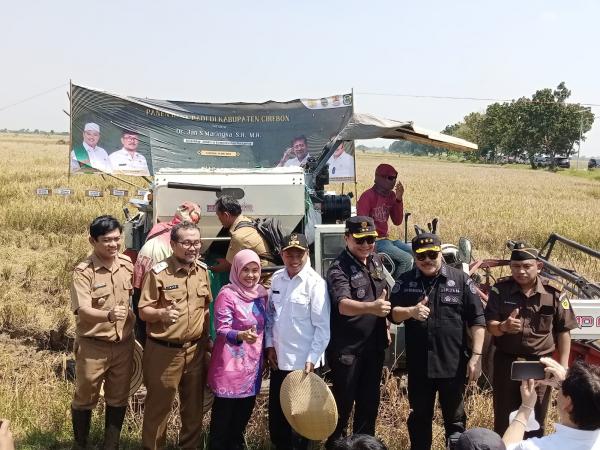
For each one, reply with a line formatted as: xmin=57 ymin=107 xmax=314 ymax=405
xmin=71 ymin=407 xmax=92 ymax=450
xmin=103 ymin=405 xmax=127 ymax=450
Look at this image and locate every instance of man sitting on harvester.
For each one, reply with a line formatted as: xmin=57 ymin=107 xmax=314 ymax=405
xmin=357 ymin=163 xmax=413 ymax=279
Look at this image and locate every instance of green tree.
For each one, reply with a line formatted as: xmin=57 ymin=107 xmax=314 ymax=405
xmin=443 ymin=82 xmax=595 ymax=169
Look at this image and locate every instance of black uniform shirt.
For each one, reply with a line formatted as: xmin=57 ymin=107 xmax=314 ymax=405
xmin=390 ymin=264 xmax=485 ymax=379
xmin=326 ymin=249 xmax=388 ymax=355
xmin=485 ymin=275 xmax=578 ymax=356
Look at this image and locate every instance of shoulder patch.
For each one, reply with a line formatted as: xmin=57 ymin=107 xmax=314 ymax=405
xmin=152 ymin=261 xmax=169 ymax=274
xmin=75 ymin=260 xmax=91 ymax=271
xmin=561 ymin=298 xmax=570 ymax=310
xmin=491 ymin=286 xmax=500 ymax=294
xmin=544 ymin=279 xmax=563 ymax=292
xmin=197 ymin=260 xmax=208 ymax=270
xmin=118 ymin=253 xmax=132 ymax=263
xmin=467 ymin=280 xmax=478 ymax=294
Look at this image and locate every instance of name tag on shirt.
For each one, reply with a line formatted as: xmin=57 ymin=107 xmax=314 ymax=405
xmin=164 ymin=284 xmax=179 ymax=291
xmin=441 ymin=295 xmax=460 ymax=304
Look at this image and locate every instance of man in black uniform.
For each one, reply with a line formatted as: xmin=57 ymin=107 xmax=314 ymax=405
xmin=325 ymin=216 xmax=390 ymax=447
xmin=485 ymin=243 xmax=578 ymax=438
xmin=389 ymin=233 xmax=485 ymax=450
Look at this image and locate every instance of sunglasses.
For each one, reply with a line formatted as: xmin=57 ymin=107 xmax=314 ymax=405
xmin=415 ymin=251 xmax=440 ymax=261
xmin=354 ymin=236 xmax=376 ymax=245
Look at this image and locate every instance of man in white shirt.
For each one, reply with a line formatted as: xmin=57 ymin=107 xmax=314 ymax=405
xmin=265 ymin=232 xmax=331 ymax=450
xmin=327 ymin=141 xmax=355 ymax=180
xmin=278 ymin=135 xmax=310 ymax=167
xmin=109 ymin=130 xmax=150 ymax=176
xmin=70 ymin=122 xmax=112 ymax=174
xmin=503 ymin=357 xmax=600 ymax=450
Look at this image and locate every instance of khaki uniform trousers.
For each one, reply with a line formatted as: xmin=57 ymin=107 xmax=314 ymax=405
xmin=142 ymin=338 xmax=206 ymax=450
xmin=71 ymin=335 xmax=134 ymax=410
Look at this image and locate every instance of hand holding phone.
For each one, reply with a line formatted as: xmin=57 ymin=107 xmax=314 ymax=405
xmin=511 ymin=361 xmax=546 ymax=381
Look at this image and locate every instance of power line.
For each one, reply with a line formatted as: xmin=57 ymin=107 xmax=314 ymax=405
xmin=0 ymin=83 xmax=67 ymax=113
xmin=356 ymin=91 xmax=600 ymax=108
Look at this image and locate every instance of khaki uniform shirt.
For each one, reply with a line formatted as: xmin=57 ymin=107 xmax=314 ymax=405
xmin=226 ymin=215 xmax=270 ymax=266
xmin=71 ymin=253 xmax=134 ymax=342
xmin=138 ymin=255 xmax=212 ymax=344
xmin=485 ymin=275 xmax=578 ymax=356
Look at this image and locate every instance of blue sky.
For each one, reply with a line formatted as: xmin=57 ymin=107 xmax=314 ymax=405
xmin=1 ymin=0 xmax=598 ymax=156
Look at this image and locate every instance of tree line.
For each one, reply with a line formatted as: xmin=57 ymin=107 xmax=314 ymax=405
xmin=441 ymin=82 xmax=594 ymax=169
xmin=388 ymin=83 xmax=595 ymax=169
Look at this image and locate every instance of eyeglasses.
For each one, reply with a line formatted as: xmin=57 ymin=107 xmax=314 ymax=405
xmin=415 ymin=251 xmax=440 ymax=261
xmin=355 ymin=236 xmax=376 ymax=245
xmin=176 ymin=240 xmax=202 ymax=249
xmin=377 ymin=174 xmax=397 ymax=181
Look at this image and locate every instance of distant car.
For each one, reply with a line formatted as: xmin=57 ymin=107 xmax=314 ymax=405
xmin=554 ymin=157 xmax=570 ymax=169
xmin=534 ymin=155 xmax=549 ymax=167
xmin=589 ymin=158 xmax=598 ymax=170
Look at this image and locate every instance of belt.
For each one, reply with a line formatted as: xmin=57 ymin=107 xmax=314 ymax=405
xmin=148 ymin=336 xmax=201 ymax=349
xmin=79 ymin=335 xmax=121 ymax=344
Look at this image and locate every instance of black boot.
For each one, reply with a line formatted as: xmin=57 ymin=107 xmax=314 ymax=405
xmin=71 ymin=407 xmax=92 ymax=450
xmin=103 ymin=405 xmax=127 ymax=449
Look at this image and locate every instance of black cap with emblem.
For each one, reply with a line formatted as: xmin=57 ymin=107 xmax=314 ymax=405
xmin=510 ymin=241 xmax=539 ymax=261
xmin=411 ymin=232 xmax=442 ymax=253
xmin=345 ymin=216 xmax=378 ymax=238
xmin=282 ymin=233 xmax=309 ymax=252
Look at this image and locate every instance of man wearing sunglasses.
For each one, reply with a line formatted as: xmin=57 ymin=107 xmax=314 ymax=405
xmin=325 ymin=216 xmax=390 ymax=447
xmin=357 ymin=163 xmax=413 ymax=279
xmin=389 ymin=232 xmax=486 ymax=450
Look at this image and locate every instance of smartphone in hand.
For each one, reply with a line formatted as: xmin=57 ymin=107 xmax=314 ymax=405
xmin=511 ymin=361 xmax=546 ymax=380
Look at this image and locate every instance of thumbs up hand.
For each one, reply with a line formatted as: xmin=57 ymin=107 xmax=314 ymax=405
xmin=501 ymin=308 xmax=522 ymax=334
xmin=411 ymin=295 xmax=431 ymax=321
xmin=161 ymin=304 xmax=180 ymax=325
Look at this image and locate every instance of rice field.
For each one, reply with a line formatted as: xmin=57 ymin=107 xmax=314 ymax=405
xmin=0 ymin=133 xmax=597 ymax=449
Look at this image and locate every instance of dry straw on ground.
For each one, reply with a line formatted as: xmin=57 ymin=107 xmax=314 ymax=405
xmin=0 ymin=134 xmax=596 ymax=449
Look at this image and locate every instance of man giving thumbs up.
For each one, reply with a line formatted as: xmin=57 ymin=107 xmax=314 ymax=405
xmin=485 ymin=242 xmax=578 ymax=439
xmin=389 ymin=232 xmax=486 ymax=450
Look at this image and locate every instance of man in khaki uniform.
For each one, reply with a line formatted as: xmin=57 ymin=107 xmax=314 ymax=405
xmin=485 ymin=243 xmax=578 ymax=438
xmin=139 ymin=221 xmax=212 ymax=450
xmin=71 ymin=215 xmax=135 ymax=450
xmin=210 ymin=195 xmax=273 ymax=283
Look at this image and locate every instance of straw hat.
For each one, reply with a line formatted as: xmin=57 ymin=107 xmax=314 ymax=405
xmin=280 ymin=370 xmax=338 ymax=440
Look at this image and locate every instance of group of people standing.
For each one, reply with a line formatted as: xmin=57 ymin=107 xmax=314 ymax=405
xmin=69 ymin=161 xmax=593 ymax=450
xmin=69 ymin=211 xmax=332 ymax=450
